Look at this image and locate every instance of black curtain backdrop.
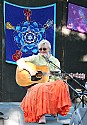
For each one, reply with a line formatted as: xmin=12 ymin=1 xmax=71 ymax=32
xmin=0 ymin=0 xmax=87 ymax=101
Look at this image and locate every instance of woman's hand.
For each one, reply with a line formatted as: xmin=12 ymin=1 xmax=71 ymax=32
xmin=28 ymin=69 xmax=37 ymax=76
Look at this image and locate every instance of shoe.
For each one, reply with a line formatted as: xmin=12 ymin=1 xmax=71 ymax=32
xmin=38 ymin=115 xmax=46 ymax=124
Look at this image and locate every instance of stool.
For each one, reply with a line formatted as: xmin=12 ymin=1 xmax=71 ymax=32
xmin=75 ymin=89 xmax=87 ymax=107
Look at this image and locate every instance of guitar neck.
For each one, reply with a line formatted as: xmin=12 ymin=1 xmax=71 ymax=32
xmin=50 ymin=71 xmax=61 ymax=76
xmin=50 ymin=72 xmax=86 ymax=80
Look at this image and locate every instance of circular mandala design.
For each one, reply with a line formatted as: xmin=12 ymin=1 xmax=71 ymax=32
xmin=14 ymin=21 xmax=46 ymax=54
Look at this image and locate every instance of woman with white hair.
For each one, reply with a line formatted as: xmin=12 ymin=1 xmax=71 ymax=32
xmin=16 ymin=39 xmax=72 ymax=124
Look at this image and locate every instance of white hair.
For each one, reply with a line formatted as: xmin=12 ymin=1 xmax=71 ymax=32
xmin=38 ymin=39 xmax=51 ymax=49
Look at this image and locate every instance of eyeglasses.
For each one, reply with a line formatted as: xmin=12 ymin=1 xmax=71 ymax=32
xmin=39 ymin=48 xmax=47 ymax=51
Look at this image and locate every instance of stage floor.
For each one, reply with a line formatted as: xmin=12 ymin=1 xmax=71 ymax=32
xmin=0 ymin=102 xmax=87 ymax=125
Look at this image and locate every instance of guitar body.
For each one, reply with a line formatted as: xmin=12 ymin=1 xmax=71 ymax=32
xmin=16 ymin=62 xmax=50 ymax=87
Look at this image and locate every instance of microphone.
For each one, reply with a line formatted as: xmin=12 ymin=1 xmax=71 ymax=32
xmin=43 ymin=54 xmax=50 ymax=62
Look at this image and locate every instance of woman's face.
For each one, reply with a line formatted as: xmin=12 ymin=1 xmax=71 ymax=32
xmin=38 ymin=44 xmax=50 ymax=56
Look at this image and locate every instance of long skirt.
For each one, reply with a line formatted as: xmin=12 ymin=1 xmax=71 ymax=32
xmin=20 ymin=80 xmax=72 ymax=122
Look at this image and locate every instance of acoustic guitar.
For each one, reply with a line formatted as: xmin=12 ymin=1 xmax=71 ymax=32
xmin=16 ymin=62 xmax=50 ymax=87
xmin=16 ymin=62 xmax=86 ymax=87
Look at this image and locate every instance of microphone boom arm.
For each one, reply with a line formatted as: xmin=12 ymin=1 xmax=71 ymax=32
xmin=48 ymin=59 xmax=87 ymax=91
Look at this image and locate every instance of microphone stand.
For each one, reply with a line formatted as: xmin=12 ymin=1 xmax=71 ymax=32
xmin=47 ymin=59 xmax=87 ymax=106
xmin=46 ymin=58 xmax=87 ymax=125
xmin=48 ymin=59 xmax=87 ymax=90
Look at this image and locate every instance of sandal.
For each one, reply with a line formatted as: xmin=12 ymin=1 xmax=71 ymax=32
xmin=38 ymin=115 xmax=46 ymax=124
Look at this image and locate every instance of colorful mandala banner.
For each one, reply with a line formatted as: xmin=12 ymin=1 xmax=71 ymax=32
xmin=4 ymin=1 xmax=56 ymax=64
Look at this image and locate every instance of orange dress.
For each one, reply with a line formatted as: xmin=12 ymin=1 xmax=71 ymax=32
xmin=20 ymin=80 xmax=72 ymax=122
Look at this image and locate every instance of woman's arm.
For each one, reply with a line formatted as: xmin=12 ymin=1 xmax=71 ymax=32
xmin=16 ymin=56 xmax=37 ymax=75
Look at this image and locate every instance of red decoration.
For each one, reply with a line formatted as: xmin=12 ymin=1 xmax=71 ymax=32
xmin=24 ymin=9 xmax=32 ymax=21
xmin=12 ymin=50 xmax=22 ymax=61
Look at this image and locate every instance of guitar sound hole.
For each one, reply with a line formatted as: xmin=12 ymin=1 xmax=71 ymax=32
xmin=36 ymin=71 xmax=42 ymax=78
xmin=31 ymin=71 xmax=42 ymax=81
xmin=31 ymin=76 xmax=42 ymax=81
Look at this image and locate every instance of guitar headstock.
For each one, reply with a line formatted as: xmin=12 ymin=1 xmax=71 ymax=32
xmin=70 ymin=73 xmax=86 ymax=80
xmin=24 ymin=9 xmax=32 ymax=22
xmin=43 ymin=19 xmax=54 ymax=30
